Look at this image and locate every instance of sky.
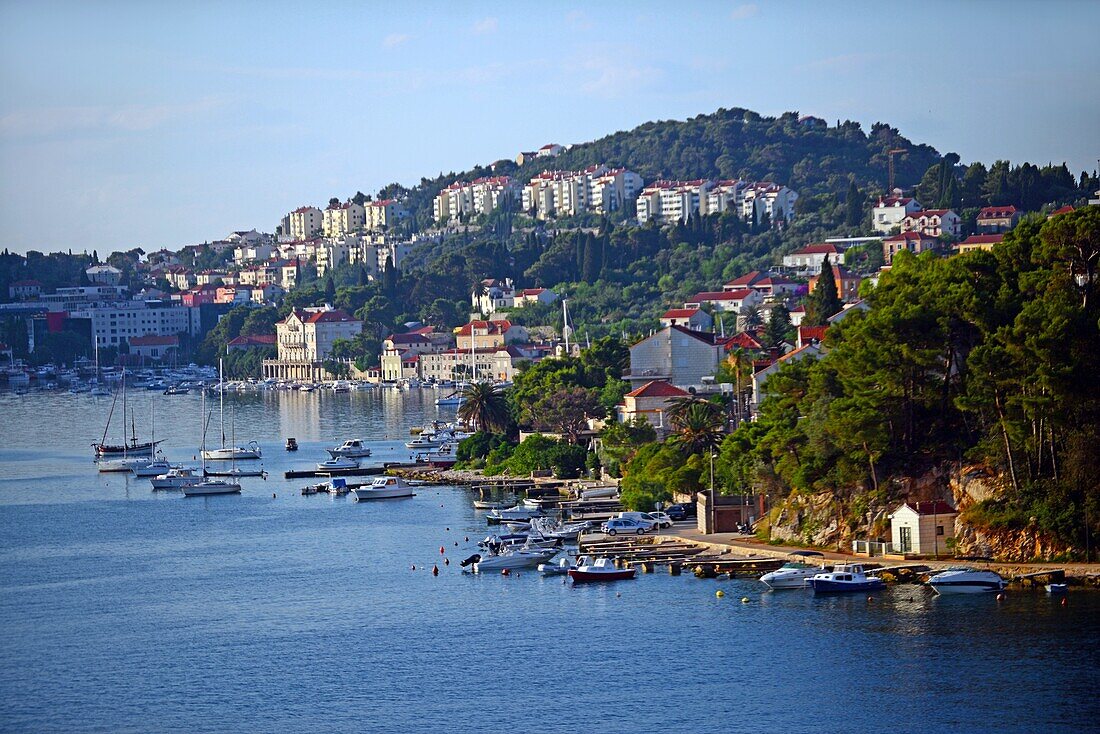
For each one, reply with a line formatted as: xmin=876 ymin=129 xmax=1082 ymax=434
xmin=0 ymin=0 xmax=1097 ymax=256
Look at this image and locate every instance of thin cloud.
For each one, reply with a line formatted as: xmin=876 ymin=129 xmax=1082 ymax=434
xmin=730 ymin=4 xmax=758 ymax=20
xmin=382 ymin=33 xmax=410 ymax=49
xmin=566 ymin=10 xmax=593 ymax=30
xmin=0 ymin=97 xmax=224 ymax=137
xmin=472 ymin=17 xmax=498 ymax=35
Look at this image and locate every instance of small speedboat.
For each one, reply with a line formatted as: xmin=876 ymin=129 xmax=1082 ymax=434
xmin=204 ymin=467 xmax=267 ymax=478
xmin=486 ymin=505 xmax=545 ymax=524
xmin=760 ymin=551 xmax=827 ymax=590
xmin=808 ymin=563 xmax=885 ymax=593
xmin=98 ymin=456 xmax=153 ymax=473
xmin=539 ymin=557 xmax=578 ymax=576
xmin=568 ymin=556 xmax=636 ymax=583
xmin=405 ymin=436 xmax=443 ymax=450
xmin=469 ymin=548 xmax=557 ymax=573
xmin=327 ymin=439 xmax=372 ymax=458
xmin=285 ymin=437 xmax=298 ymax=451
xmin=132 ymin=458 xmax=175 ymax=477
xmin=316 ymin=457 xmax=360 ymax=471
xmin=181 ymin=479 xmax=242 ymax=497
xmin=473 ymin=498 xmax=512 ymax=510
xmin=352 ymin=476 xmax=415 ymax=500
xmin=928 ymin=567 xmax=1007 ymax=595
xmin=1045 ymin=583 xmax=1068 ymax=594
xmin=434 ymin=393 xmax=464 ymax=407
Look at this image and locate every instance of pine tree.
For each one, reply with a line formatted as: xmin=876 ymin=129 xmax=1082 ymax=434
xmin=582 ymin=234 xmax=599 ymax=283
xmin=382 ymin=256 xmax=397 ymax=294
xmin=806 ymin=255 xmax=842 ymax=326
xmin=324 ymin=276 xmax=336 ymax=304
xmin=845 ymin=181 xmax=863 ymax=227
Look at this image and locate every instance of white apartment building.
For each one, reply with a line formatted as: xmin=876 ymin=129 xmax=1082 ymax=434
xmin=40 ymin=286 xmax=129 ymax=312
xmin=522 ymin=165 xmax=640 ymax=220
xmin=902 ymin=209 xmax=962 ymax=238
xmin=433 ymin=176 xmax=519 ymax=223
xmin=704 ymin=180 xmax=748 ymax=216
xmin=70 ymin=302 xmax=193 ymax=348
xmin=872 ymin=195 xmax=922 ymax=234
xmin=740 ymin=183 xmax=798 ymax=225
xmin=781 ymin=242 xmax=846 ymax=275
xmin=364 ymin=199 xmax=408 ymax=231
xmin=322 ymin=200 xmax=366 ymax=238
xmin=85 ymin=265 xmax=123 ymax=286
xmin=316 ymin=238 xmax=351 ymax=276
xmin=472 ymin=278 xmax=516 ymax=315
xmin=232 ymin=243 xmax=274 ymax=263
xmin=636 ymin=180 xmax=714 ymax=224
xmin=288 ymin=206 xmax=324 ymax=240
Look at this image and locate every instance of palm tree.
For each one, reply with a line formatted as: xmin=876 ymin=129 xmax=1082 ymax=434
xmin=670 ymin=402 xmax=725 ymax=456
xmin=457 ymin=382 xmax=511 ymax=434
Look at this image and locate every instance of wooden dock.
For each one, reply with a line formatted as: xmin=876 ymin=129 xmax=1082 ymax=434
xmin=284 ymin=464 xmax=396 ymax=480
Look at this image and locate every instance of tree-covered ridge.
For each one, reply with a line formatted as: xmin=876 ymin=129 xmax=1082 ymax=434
xmin=715 ymin=208 xmax=1100 ymax=551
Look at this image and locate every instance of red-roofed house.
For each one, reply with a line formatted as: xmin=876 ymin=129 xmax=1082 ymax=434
xmin=977 ymin=205 xmax=1020 ymax=233
xmin=660 ymin=308 xmax=713 ymax=331
xmin=902 ymin=209 xmax=962 ymax=238
xmin=782 ymin=242 xmax=846 ymax=274
xmin=723 ymin=271 xmax=798 ymax=298
xmin=128 ymin=335 xmax=179 ymax=362
xmin=684 ymin=289 xmax=762 ymax=313
xmin=872 ymin=194 xmax=923 ymax=233
xmin=513 ymin=287 xmax=559 ymax=308
xmin=789 ymin=304 xmax=806 ymax=327
xmin=720 ymin=332 xmax=764 ymax=352
xmin=618 ymin=380 xmax=691 ymax=433
xmin=264 ymin=307 xmax=363 ymax=380
xmin=889 ymin=501 xmax=957 ymax=555
xmin=957 ymin=234 xmax=1004 ymax=254
xmin=380 ymin=330 xmax=454 ymax=381
xmin=456 ymin=319 xmax=528 ymax=350
xmin=882 ymin=231 xmax=939 ymax=264
xmin=1049 ymin=205 xmax=1075 ymax=218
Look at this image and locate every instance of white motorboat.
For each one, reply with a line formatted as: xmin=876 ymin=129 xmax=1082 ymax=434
xmin=132 ymin=458 xmax=175 ymax=477
xmin=469 ymin=547 xmax=557 ymax=573
xmin=326 ymin=439 xmax=372 ymax=458
xmin=316 ymin=457 xmax=360 ymax=471
xmin=808 ymin=563 xmax=885 ymax=593
xmin=539 ymin=556 xmax=579 ymax=576
xmin=486 ymin=505 xmax=546 ymax=524
xmin=150 ymin=467 xmax=202 ymax=490
xmin=760 ymin=551 xmax=827 ymax=589
xmin=181 ymin=479 xmax=241 ymax=496
xmin=928 ymin=567 xmax=1007 ymax=595
xmin=352 ymin=476 xmax=415 ymax=500
xmin=204 ymin=466 xmax=267 ymax=478
xmin=568 ymin=556 xmax=637 ymax=583
xmin=405 ymin=436 xmax=443 ymax=450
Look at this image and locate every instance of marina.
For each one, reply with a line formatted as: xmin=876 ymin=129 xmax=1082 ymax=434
xmin=0 ymin=388 xmax=1098 ymax=733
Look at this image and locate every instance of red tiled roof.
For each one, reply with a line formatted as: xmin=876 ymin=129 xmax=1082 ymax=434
xmin=721 ymin=332 xmax=763 ymax=350
xmin=798 ymin=326 xmax=828 ymax=344
xmin=687 ymin=289 xmax=755 ymax=302
xmin=667 ymin=324 xmax=717 ymax=344
xmin=792 ymin=243 xmax=844 ymax=256
xmin=1050 ymin=205 xmax=1075 ymax=216
xmin=906 ymin=209 xmax=954 ymax=218
xmin=305 ymin=309 xmax=357 ymax=324
xmin=388 ymin=333 xmax=430 ymax=344
xmin=978 ymin=205 xmax=1017 ymax=218
xmin=884 ymin=231 xmax=934 ymax=242
xmin=456 ymin=319 xmax=512 ymax=336
xmin=519 ymin=288 xmax=546 ymax=296
xmin=904 ymin=500 xmax=956 ymax=516
xmin=129 ymin=335 xmax=179 ymax=347
xmin=725 ymin=270 xmax=768 ymax=287
xmin=625 ymin=380 xmax=691 ymax=399
xmin=662 ymin=308 xmax=703 ymax=319
xmin=959 ymin=234 xmax=1004 ymax=246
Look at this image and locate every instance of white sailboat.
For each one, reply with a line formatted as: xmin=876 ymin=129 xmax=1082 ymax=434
xmin=183 ymin=387 xmax=241 ymax=497
xmin=202 ymin=358 xmax=261 ymax=460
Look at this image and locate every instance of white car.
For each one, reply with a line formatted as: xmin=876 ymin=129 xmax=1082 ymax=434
xmin=601 ymin=518 xmax=651 ymax=536
xmin=644 ymin=511 xmax=674 ymax=529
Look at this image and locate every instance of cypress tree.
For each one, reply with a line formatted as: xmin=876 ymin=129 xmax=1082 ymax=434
xmin=845 ymin=181 xmax=863 ymax=227
xmin=806 ymin=255 xmax=842 ymax=326
xmin=582 ymin=234 xmax=599 ymax=283
xmin=324 ymin=276 xmax=336 ymax=304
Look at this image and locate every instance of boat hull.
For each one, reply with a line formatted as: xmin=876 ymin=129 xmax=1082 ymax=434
xmin=95 ymin=440 xmax=162 ymax=457
xmin=760 ymin=573 xmax=815 ymax=590
xmin=930 ymin=581 xmax=1005 ymax=594
xmin=181 ymin=482 xmax=242 ymax=496
xmin=352 ymin=487 xmax=415 ymax=500
xmin=202 ymin=448 xmax=261 ymax=461
xmin=809 ymin=578 xmax=884 ymax=593
xmin=568 ymin=568 xmax=637 ymax=583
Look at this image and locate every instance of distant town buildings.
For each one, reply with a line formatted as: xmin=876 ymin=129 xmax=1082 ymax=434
xmin=882 ymin=231 xmax=938 ymax=264
xmin=515 ymin=143 xmax=564 ymax=166
xmin=433 ymin=176 xmax=520 ymax=223
xmin=522 ymin=165 xmax=642 ymax=220
xmin=902 ymin=209 xmax=962 ymax=238
xmin=85 ymin=265 xmax=123 ymax=286
xmin=957 ymin=233 xmax=1004 ymax=254
xmin=976 ymin=205 xmax=1021 ymax=233
xmin=636 ymin=179 xmax=797 ymax=225
xmin=322 ymin=200 xmax=365 ymax=238
xmin=781 ymin=242 xmax=846 ymax=275
xmin=264 ymin=306 xmax=363 ymax=381
xmin=287 ymin=206 xmax=323 ymax=240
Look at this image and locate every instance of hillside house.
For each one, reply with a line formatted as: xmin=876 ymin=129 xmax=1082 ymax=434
xmin=882 ymin=231 xmax=938 ymax=264
xmin=902 ymin=209 xmax=962 ymax=238
xmin=660 ymin=308 xmax=713 ymax=332
xmin=872 ymin=194 xmax=923 ymax=234
xmin=808 ymin=263 xmax=862 ymax=302
xmin=617 ymin=380 xmax=691 ymax=435
xmin=977 ymin=205 xmax=1020 ymax=233
xmin=627 ymin=325 xmax=724 ymax=391
xmin=889 ymin=501 xmax=957 ymax=555
xmin=957 ymin=234 xmax=1004 ymax=254
xmin=684 ymin=289 xmax=762 ymax=313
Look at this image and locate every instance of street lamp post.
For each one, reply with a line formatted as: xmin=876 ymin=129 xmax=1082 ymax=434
xmin=709 ymin=451 xmax=716 ymax=534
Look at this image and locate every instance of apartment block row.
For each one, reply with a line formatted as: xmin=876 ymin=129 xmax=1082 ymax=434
xmin=279 ymin=199 xmax=409 ymax=241
xmin=433 ymin=176 xmax=520 ymax=223
xmin=636 ymin=179 xmax=798 ymax=225
xmin=520 ymin=165 xmax=643 ymax=221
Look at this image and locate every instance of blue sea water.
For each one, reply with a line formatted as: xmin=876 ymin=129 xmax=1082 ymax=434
xmin=1 ymin=389 xmax=1098 ymax=733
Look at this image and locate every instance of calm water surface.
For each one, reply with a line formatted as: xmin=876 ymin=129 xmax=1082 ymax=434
xmin=1 ymin=389 xmax=1097 ymax=733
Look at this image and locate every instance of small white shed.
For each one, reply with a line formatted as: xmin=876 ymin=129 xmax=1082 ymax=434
xmin=889 ymin=501 xmax=957 ymax=555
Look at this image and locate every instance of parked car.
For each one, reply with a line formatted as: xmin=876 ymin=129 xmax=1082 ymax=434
xmin=601 ymin=518 xmax=651 ymax=536
xmin=666 ymin=503 xmax=696 ymax=521
xmin=615 ymin=511 xmax=659 ymax=530
xmin=645 ymin=511 xmax=674 ymax=529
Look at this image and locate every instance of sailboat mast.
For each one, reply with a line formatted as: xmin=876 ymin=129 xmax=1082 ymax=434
xmin=200 ymin=386 xmax=207 ymax=474
xmin=562 ymin=300 xmax=570 ymax=355
xmin=150 ymin=396 xmax=155 ymax=459
xmin=121 ymin=371 xmax=127 ymax=458
xmin=219 ymin=358 xmax=225 ymax=449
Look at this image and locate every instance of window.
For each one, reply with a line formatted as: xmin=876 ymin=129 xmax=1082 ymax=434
xmin=936 ymin=526 xmax=945 ymax=536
